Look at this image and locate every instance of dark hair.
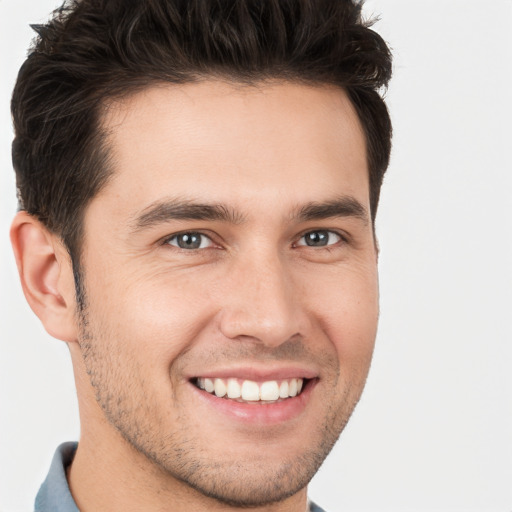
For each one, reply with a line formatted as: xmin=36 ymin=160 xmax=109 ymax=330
xmin=11 ymin=0 xmax=392 ymax=263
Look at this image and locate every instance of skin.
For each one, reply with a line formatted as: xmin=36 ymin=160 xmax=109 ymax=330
xmin=11 ymin=80 xmax=379 ymax=512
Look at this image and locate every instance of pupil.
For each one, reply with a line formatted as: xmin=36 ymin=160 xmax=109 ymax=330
xmin=306 ymin=231 xmax=328 ymax=246
xmin=179 ymin=233 xmax=201 ymax=249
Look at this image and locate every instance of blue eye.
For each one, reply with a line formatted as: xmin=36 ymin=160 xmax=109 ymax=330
xmin=297 ymin=230 xmax=341 ymax=247
xmin=166 ymin=232 xmax=213 ymax=250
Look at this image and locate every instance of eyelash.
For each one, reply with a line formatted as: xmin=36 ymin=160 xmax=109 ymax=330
xmin=294 ymin=229 xmax=346 ymax=248
xmin=163 ymin=231 xmax=215 ymax=250
xmin=162 ymin=229 xmax=347 ymax=251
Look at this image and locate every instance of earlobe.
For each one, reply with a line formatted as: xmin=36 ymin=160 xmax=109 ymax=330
xmin=10 ymin=211 xmax=79 ymax=343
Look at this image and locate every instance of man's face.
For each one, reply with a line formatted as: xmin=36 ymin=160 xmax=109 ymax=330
xmin=76 ymin=81 xmax=379 ymax=506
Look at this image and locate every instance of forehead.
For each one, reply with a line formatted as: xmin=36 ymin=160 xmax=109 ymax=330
xmin=95 ymin=80 xmax=369 ymax=219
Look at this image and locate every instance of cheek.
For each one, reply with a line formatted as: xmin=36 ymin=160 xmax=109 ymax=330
xmin=85 ymin=267 xmax=218 ymax=369
xmin=304 ymin=264 xmax=379 ymax=365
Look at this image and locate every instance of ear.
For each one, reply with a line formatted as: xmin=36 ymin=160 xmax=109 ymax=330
xmin=10 ymin=211 xmax=79 ymax=343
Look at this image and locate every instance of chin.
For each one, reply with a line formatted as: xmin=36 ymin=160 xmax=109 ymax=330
xmin=163 ymin=452 xmax=323 ymax=507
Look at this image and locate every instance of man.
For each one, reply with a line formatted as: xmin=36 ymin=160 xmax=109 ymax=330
xmin=9 ymin=0 xmax=392 ymax=510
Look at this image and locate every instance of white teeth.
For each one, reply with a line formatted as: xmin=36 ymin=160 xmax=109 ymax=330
xmin=289 ymin=378 xmax=298 ymax=397
xmin=260 ymin=381 xmax=279 ymax=401
xmin=227 ymin=378 xmax=241 ymax=398
xmin=279 ymin=380 xmax=289 ymax=398
xmin=197 ymin=377 xmax=305 ymax=401
xmin=204 ymin=378 xmax=214 ymax=393
xmin=241 ymin=380 xmax=260 ymax=401
xmin=214 ymin=378 xmax=227 ymax=397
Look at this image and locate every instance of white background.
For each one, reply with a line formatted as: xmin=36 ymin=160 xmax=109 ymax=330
xmin=1 ymin=1 xmax=511 ymax=511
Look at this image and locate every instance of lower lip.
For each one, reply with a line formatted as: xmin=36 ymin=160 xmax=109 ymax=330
xmin=190 ymin=380 xmax=317 ymax=425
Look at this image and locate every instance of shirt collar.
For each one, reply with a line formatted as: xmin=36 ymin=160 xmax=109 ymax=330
xmin=35 ymin=442 xmax=80 ymax=512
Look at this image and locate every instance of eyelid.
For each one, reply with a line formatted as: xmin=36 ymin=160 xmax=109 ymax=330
xmin=294 ymin=229 xmax=347 ymax=247
xmin=161 ymin=230 xmax=217 ymax=249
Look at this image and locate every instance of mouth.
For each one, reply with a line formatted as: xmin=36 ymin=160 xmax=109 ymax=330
xmin=192 ymin=377 xmax=308 ymax=404
xmin=189 ymin=371 xmax=317 ymax=424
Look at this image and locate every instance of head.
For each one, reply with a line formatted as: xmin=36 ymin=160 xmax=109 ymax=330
xmin=12 ymin=0 xmax=391 ymax=269
xmin=10 ymin=0 xmax=392 ymax=509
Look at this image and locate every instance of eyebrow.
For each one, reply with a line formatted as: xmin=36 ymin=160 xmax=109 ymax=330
xmin=132 ymin=198 xmax=246 ymax=231
xmin=292 ymin=196 xmax=370 ymax=225
xmin=131 ymin=195 xmax=369 ymax=232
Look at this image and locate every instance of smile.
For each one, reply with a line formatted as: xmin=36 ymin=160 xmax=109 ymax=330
xmin=194 ymin=377 xmax=305 ymax=402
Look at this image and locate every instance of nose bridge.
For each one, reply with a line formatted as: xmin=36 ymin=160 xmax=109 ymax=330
xmin=218 ymin=248 xmax=302 ymax=346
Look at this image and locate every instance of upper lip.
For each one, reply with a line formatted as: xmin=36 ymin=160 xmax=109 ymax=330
xmin=186 ymin=365 xmax=318 ymax=382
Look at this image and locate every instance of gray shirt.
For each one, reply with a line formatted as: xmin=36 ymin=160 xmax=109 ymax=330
xmin=34 ymin=443 xmax=79 ymax=512
xmin=35 ymin=443 xmax=327 ymax=512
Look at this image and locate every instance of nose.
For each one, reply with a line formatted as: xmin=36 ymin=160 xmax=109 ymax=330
xmin=218 ymin=253 xmax=306 ymax=348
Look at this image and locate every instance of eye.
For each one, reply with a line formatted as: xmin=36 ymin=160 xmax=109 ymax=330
xmin=296 ymin=230 xmax=342 ymax=247
xmin=165 ymin=232 xmax=213 ymax=250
